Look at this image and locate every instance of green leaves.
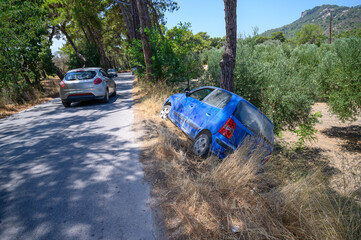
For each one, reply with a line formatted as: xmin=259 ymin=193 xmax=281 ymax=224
xmin=129 ymin=23 xmax=204 ymax=83
xmin=0 ymin=0 xmax=53 ymax=102
xmin=319 ymin=37 xmax=361 ymax=120
xmin=296 ymin=24 xmax=326 ymax=46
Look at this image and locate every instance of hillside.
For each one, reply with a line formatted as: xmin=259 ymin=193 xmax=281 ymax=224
xmin=262 ymin=4 xmax=361 ymax=38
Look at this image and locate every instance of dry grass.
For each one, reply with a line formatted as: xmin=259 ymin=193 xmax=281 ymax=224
xmin=0 ymin=77 xmax=59 ymax=119
xmin=133 ymin=80 xmax=361 ymax=240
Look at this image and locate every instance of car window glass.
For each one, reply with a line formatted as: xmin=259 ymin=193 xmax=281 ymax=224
xmin=233 ymin=101 xmax=274 ymax=145
xmin=189 ymin=89 xmax=213 ymax=101
xmin=65 ymin=71 xmax=96 ymax=80
xmin=203 ymin=89 xmax=231 ymax=108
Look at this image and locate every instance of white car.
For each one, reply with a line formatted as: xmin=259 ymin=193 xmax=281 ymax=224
xmin=59 ymin=67 xmax=116 ymax=107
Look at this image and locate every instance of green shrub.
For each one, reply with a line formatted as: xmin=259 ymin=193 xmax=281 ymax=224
xmin=128 ymin=23 xmax=204 ymax=83
xmin=66 ymin=42 xmax=101 ymax=70
xmin=318 ymin=37 xmax=361 ymax=120
xmin=201 ymin=47 xmax=223 ymax=85
xmin=204 ymin=38 xmax=321 ymax=134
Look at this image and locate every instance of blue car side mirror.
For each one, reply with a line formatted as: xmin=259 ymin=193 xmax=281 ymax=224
xmin=184 ymin=88 xmax=190 ymax=96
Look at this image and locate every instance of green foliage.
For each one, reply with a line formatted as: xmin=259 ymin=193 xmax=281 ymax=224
xmin=205 ymin=33 xmax=361 ymax=133
xmin=318 ymin=37 xmax=361 ymax=120
xmin=65 ymin=42 xmax=101 ymax=69
xmin=294 ymin=111 xmax=322 ymax=149
xmin=271 ymin=32 xmax=286 ymax=42
xmin=0 ymin=0 xmax=54 ymax=102
xmin=128 ymin=23 xmax=204 ymax=83
xmin=335 ymin=28 xmax=361 ymax=39
xmin=210 ymin=37 xmax=225 ymax=49
xmin=296 ymin=24 xmax=326 ymax=46
xmin=204 ymin=38 xmax=323 ymax=134
xmin=255 ymin=36 xmax=269 ymax=44
xmin=201 ymin=47 xmax=223 ymax=83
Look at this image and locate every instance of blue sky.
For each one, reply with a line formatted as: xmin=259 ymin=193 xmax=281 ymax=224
xmin=164 ymin=0 xmax=360 ymax=37
xmin=51 ymin=0 xmax=360 ymax=52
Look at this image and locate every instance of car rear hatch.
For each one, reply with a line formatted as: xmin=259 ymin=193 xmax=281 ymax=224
xmin=63 ymin=70 xmax=97 ymax=92
xmin=232 ymin=100 xmax=274 ymax=152
xmin=217 ymin=100 xmax=274 ymax=159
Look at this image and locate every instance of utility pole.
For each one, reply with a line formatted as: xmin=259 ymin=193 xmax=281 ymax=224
xmin=329 ymin=10 xmax=332 ymax=44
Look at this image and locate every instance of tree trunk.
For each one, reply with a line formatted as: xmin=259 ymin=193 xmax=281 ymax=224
xmin=136 ymin=0 xmax=153 ymax=81
xmin=58 ymin=24 xmax=87 ymax=67
xmin=49 ymin=25 xmax=65 ymax=79
xmin=117 ymin=1 xmax=135 ymax=41
xmin=132 ymin=1 xmax=141 ymax=40
xmin=149 ymin=0 xmax=163 ymax=36
xmin=55 ymin=65 xmax=64 ymax=80
xmin=86 ymin=25 xmax=110 ymax=69
xmin=220 ymin=0 xmax=237 ymax=92
xmin=80 ymin=25 xmax=91 ymax=44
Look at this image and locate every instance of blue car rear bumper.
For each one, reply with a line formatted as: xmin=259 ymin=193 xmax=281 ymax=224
xmin=210 ymin=133 xmax=236 ymax=159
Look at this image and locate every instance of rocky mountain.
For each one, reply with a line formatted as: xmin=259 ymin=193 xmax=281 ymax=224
xmin=262 ymin=5 xmax=361 ymax=38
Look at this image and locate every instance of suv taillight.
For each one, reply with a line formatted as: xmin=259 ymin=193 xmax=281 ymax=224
xmin=94 ymin=78 xmax=102 ymax=85
xmin=59 ymin=81 xmax=65 ymax=87
xmin=218 ymin=118 xmax=236 ymax=139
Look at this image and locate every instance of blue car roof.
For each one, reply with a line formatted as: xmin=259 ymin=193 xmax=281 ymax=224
xmin=189 ymin=86 xmax=273 ymax=127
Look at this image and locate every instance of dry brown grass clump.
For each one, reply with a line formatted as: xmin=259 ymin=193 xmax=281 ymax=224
xmin=0 ymin=77 xmax=59 ymax=119
xmin=135 ymin=80 xmax=361 ymax=240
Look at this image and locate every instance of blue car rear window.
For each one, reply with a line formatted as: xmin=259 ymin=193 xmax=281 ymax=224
xmin=65 ymin=71 xmax=97 ymax=80
xmin=203 ymin=89 xmax=231 ymax=109
xmin=233 ymin=101 xmax=274 ymax=145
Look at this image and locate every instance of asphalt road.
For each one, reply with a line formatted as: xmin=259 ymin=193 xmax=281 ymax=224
xmin=0 ymin=73 xmax=158 ymax=240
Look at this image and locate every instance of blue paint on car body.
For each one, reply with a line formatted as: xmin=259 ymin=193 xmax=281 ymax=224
xmin=162 ymin=86 xmax=274 ymax=161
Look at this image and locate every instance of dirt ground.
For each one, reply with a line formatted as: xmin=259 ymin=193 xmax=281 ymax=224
xmin=281 ymin=102 xmax=361 ymax=195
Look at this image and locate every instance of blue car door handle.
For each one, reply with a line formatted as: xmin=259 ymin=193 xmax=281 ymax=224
xmin=189 ymin=104 xmax=194 ymax=108
xmin=206 ymin=113 xmax=211 ymax=116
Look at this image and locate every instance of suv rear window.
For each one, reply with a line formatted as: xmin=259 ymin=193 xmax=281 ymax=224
xmin=233 ymin=101 xmax=274 ymax=145
xmin=203 ymin=89 xmax=231 ymax=108
xmin=65 ymin=71 xmax=97 ymax=80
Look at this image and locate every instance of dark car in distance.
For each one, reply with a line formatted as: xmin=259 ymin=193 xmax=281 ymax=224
xmin=107 ymin=69 xmax=118 ymax=78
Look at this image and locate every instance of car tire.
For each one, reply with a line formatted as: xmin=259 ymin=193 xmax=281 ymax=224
xmin=112 ymin=85 xmax=117 ymax=96
xmin=62 ymin=101 xmax=71 ymax=108
xmin=103 ymin=89 xmax=109 ymax=103
xmin=193 ymin=132 xmax=211 ymax=158
xmin=159 ymin=104 xmax=171 ymax=119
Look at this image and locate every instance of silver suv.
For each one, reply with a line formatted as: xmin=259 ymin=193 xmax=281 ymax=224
xmin=59 ymin=68 xmax=116 ymax=107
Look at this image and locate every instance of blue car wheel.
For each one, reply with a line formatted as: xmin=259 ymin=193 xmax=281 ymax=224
xmin=193 ymin=132 xmax=211 ymax=158
xmin=159 ymin=104 xmax=171 ymax=119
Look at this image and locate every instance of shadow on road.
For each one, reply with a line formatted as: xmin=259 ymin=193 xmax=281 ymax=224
xmin=0 ymin=74 xmax=153 ymax=239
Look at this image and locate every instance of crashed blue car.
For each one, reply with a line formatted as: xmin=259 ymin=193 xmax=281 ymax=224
xmin=159 ymin=86 xmax=274 ymax=161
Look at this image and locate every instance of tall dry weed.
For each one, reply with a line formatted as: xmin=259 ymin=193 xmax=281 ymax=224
xmin=138 ymin=79 xmax=361 ymax=239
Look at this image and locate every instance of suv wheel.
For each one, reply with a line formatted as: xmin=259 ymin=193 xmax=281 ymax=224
xmin=193 ymin=132 xmax=211 ymax=158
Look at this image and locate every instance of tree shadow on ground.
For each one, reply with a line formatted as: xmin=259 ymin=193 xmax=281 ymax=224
xmin=321 ymin=125 xmax=361 ymax=153
xmin=0 ymin=74 xmax=154 ymax=240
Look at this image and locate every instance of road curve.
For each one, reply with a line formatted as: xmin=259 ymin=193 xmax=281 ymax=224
xmin=0 ymin=73 xmax=157 ymax=240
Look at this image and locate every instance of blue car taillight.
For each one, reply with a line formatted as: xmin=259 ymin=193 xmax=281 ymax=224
xmin=218 ymin=118 xmax=236 ymax=139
